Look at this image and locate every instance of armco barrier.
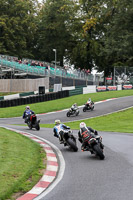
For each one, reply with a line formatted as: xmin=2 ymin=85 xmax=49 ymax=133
xmin=0 ymin=90 xmax=69 ymax=108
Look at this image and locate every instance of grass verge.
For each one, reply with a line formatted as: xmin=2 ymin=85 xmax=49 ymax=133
xmin=0 ymin=128 xmax=46 ymax=200
xmin=0 ymin=90 xmax=133 ymax=118
xmin=40 ymin=107 xmax=133 ymax=133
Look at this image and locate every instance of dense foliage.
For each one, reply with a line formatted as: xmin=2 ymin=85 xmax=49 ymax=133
xmin=0 ymin=0 xmax=132 ymax=76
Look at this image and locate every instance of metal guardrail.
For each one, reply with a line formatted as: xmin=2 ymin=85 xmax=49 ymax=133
xmin=0 ymin=54 xmax=94 ymax=81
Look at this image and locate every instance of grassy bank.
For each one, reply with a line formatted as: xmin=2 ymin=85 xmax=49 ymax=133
xmin=0 ymin=128 xmax=46 ymax=200
xmin=0 ymin=90 xmax=133 ymax=118
xmin=40 ymin=106 xmax=133 ymax=133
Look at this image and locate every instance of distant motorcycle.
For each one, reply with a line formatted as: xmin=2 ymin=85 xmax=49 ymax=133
xmin=83 ymin=135 xmax=105 ymax=160
xmin=66 ymin=108 xmax=79 ymax=117
xmin=59 ymin=129 xmax=78 ymax=152
xmin=83 ymin=101 xmax=94 ymax=112
xmin=26 ymin=114 xmax=40 ymax=130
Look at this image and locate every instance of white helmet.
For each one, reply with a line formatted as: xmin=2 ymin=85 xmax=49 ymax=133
xmin=80 ymin=122 xmax=86 ymax=129
xmin=26 ymin=105 xmax=30 ymax=109
xmin=55 ymin=119 xmax=61 ymax=125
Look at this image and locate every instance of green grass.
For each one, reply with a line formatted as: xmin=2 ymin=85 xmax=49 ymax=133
xmin=64 ymin=107 xmax=133 ymax=133
xmin=0 ymin=89 xmax=132 ymax=199
xmin=1 ymin=90 xmax=133 ymax=118
xmin=40 ymin=107 xmax=133 ymax=133
xmin=0 ymin=128 xmax=46 ymax=200
xmin=0 ymin=92 xmax=17 ymax=96
xmin=39 ymin=103 xmax=133 ymax=133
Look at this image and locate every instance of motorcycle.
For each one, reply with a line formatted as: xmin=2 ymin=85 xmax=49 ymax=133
xmin=83 ymin=136 xmax=105 ymax=160
xmin=26 ymin=114 xmax=40 ymax=130
xmin=59 ymin=130 xmax=78 ymax=152
xmin=66 ymin=108 xmax=79 ymax=117
xmin=83 ymin=101 xmax=94 ymax=112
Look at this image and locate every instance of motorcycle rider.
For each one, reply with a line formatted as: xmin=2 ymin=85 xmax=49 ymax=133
xmin=78 ymin=122 xmax=98 ymax=151
xmin=87 ymin=98 xmax=92 ymax=103
xmin=71 ymin=103 xmax=78 ymax=113
xmin=53 ymin=119 xmax=70 ymax=143
xmin=23 ymin=105 xmax=34 ymax=123
xmin=86 ymin=98 xmax=93 ymax=108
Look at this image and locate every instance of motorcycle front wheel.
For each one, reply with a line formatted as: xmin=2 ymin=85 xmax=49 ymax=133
xmin=93 ymin=144 xmax=105 ymax=160
xmin=36 ymin=123 xmax=40 ymax=131
xmin=27 ymin=122 xmax=32 ymax=130
xmin=76 ymin=111 xmax=79 ymax=116
xmin=83 ymin=107 xmax=86 ymax=112
xmin=67 ymin=112 xmax=70 ymax=117
xmin=67 ymin=138 xmax=78 ymax=152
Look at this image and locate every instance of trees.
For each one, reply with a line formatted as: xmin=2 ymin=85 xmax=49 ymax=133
xmin=102 ymin=0 xmax=133 ymax=66
xmin=0 ymin=0 xmax=132 ymax=77
xmin=36 ymin=0 xmax=75 ymax=65
xmin=0 ymin=0 xmax=38 ymax=58
xmin=96 ymin=0 xmax=133 ymax=78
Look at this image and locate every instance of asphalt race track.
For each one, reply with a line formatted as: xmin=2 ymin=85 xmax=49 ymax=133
xmin=1 ymin=95 xmax=133 ymax=200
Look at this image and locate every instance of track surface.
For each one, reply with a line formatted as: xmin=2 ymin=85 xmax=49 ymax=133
xmin=1 ymin=95 xmax=133 ymax=200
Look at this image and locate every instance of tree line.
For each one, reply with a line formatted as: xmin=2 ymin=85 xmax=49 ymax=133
xmin=0 ymin=0 xmax=132 ymax=77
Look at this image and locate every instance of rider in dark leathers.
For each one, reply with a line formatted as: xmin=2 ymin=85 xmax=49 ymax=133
xmin=78 ymin=122 xmax=98 ymax=151
xmin=23 ymin=105 xmax=34 ymax=123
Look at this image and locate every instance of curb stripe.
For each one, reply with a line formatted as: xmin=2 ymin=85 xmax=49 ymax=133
xmin=0 ymin=127 xmax=59 ymax=200
xmin=17 ymin=193 xmax=37 ymax=200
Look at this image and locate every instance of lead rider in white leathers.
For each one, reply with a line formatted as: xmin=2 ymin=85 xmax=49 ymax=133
xmin=71 ymin=103 xmax=78 ymax=112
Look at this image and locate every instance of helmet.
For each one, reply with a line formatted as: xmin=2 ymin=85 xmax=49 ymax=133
xmin=89 ymin=98 xmax=91 ymax=101
xmin=55 ymin=119 xmax=61 ymax=125
xmin=26 ymin=105 xmax=30 ymax=109
xmin=74 ymin=103 xmax=77 ymax=106
xmin=80 ymin=122 xmax=86 ymax=129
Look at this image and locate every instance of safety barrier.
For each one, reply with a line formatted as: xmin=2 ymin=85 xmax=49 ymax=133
xmin=69 ymin=86 xmax=85 ymax=96
xmin=0 ymin=90 xmax=69 ymax=108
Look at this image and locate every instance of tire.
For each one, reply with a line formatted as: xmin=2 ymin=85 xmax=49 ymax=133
xmin=67 ymin=112 xmax=70 ymax=117
xmin=93 ymin=144 xmax=105 ymax=160
xmin=83 ymin=107 xmax=86 ymax=112
xmin=76 ymin=111 xmax=79 ymax=116
xmin=36 ymin=123 xmax=40 ymax=131
xmin=67 ymin=138 xmax=78 ymax=152
xmin=91 ymin=106 xmax=94 ymax=111
xmin=28 ymin=122 xmax=32 ymax=130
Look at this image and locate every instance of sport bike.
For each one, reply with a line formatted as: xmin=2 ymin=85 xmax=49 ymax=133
xmin=66 ymin=108 xmax=79 ymax=117
xmin=26 ymin=114 xmax=40 ymax=130
xmin=83 ymin=136 xmax=105 ymax=160
xmin=59 ymin=130 xmax=78 ymax=152
xmin=83 ymin=101 xmax=94 ymax=112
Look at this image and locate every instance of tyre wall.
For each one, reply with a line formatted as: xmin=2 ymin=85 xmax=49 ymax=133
xmin=0 ymin=90 xmax=69 ymax=108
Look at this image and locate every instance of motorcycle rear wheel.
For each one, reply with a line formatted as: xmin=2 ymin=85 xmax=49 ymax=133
xmin=93 ymin=144 xmax=105 ymax=160
xmin=67 ymin=138 xmax=78 ymax=152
